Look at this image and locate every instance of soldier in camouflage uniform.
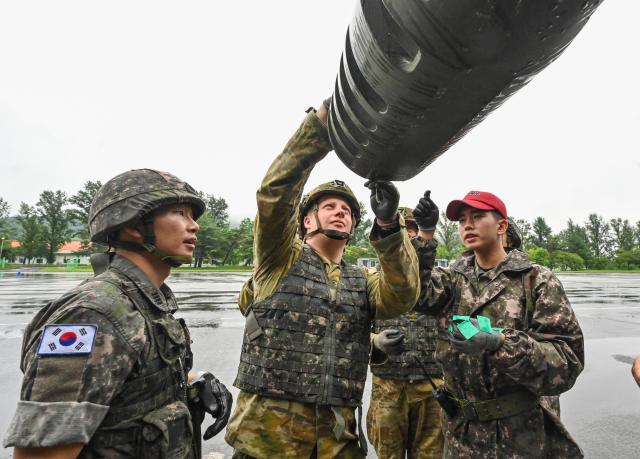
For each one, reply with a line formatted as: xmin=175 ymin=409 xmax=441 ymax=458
xmin=225 ymin=101 xmax=420 ymax=458
xmin=411 ymin=190 xmax=584 ymax=458
xmin=4 ymin=169 xmax=232 ymax=458
xmin=504 ymin=217 xmax=561 ymax=419
xmin=367 ymin=207 xmax=444 ymax=459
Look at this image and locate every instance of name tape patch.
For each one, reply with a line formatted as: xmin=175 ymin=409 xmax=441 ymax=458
xmin=37 ymin=324 xmax=97 ymax=356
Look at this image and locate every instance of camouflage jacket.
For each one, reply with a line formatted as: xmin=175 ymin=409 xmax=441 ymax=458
xmin=226 ymin=110 xmax=420 ymax=458
xmin=415 ymin=239 xmax=584 ymax=458
xmin=4 ymin=255 xmax=195 ymax=458
xmin=371 ymin=237 xmax=441 ymax=380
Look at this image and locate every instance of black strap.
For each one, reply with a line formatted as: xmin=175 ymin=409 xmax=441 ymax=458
xmin=452 ymin=389 xmax=539 ymax=422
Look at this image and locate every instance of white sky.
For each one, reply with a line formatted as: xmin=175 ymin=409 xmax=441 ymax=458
xmin=0 ymin=1 xmax=637 ymax=232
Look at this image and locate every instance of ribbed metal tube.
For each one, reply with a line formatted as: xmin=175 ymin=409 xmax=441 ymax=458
xmin=328 ymin=0 xmax=603 ymax=180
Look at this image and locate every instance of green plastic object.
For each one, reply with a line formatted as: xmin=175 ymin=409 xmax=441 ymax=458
xmin=66 ymin=259 xmax=79 ymax=269
xmin=450 ymin=315 xmax=504 ymax=340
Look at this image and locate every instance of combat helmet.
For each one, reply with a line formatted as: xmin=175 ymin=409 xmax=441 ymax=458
xmin=89 ymin=169 xmax=206 ymax=267
xmin=505 ymin=217 xmax=522 ymax=249
xmin=298 ymin=179 xmax=361 ymax=241
xmin=398 ymin=207 xmax=418 ymax=233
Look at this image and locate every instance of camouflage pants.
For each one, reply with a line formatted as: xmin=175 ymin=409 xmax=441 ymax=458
xmin=226 ymin=391 xmax=365 ymax=459
xmin=367 ymin=375 xmax=444 ymax=459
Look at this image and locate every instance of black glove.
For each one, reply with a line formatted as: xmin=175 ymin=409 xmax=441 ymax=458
xmin=373 ymin=329 xmax=404 ymax=355
xmin=365 ymin=180 xmax=400 ymax=223
xmin=191 ymin=372 xmax=233 ymax=440
xmin=413 ymin=190 xmax=439 ymax=231
xmin=449 ymin=318 xmax=502 ymax=354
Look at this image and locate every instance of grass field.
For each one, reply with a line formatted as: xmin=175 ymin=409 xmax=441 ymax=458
xmin=35 ymin=265 xmax=253 ymax=273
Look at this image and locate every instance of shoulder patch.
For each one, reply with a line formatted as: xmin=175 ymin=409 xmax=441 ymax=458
xmin=37 ymin=324 xmax=97 ymax=356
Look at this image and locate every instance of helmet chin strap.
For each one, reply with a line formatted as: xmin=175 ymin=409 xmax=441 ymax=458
xmin=303 ymin=205 xmax=353 ymax=242
xmin=109 ymin=217 xmax=192 ymax=268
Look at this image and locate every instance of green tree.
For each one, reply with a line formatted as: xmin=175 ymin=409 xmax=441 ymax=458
xmin=219 ymin=218 xmax=256 ymax=265
xmin=584 ymin=213 xmax=611 ymax=259
xmin=192 ymin=213 xmax=219 ymax=267
xmin=531 ymin=217 xmax=552 ymax=249
xmin=527 ymin=247 xmax=550 ymax=266
xmin=610 ymin=218 xmax=635 ymax=252
xmin=0 ymin=197 xmax=10 ymax=238
xmin=514 ymin=218 xmax=535 ymax=249
xmin=551 ymin=251 xmax=585 ymax=271
xmin=436 ymin=211 xmax=462 ymax=259
xmin=37 ymin=190 xmax=72 ymax=263
xmin=69 ymin=180 xmax=102 ymax=251
xmin=206 ymin=194 xmax=229 ymax=226
xmin=615 ymin=249 xmax=640 ymax=270
xmin=232 ymin=218 xmax=255 ymax=265
xmin=558 ymin=219 xmax=591 ymax=263
xmin=350 ymin=203 xmax=373 ymax=248
xmin=17 ymin=203 xmax=47 ymax=263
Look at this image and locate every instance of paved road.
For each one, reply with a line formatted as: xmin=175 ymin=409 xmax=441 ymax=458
xmin=0 ymin=271 xmax=639 ymax=458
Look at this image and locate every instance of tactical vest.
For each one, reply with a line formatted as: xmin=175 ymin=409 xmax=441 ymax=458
xmin=22 ymin=267 xmax=196 ymax=459
xmin=234 ymin=245 xmax=371 ymax=407
xmin=371 ymin=312 xmax=441 ymax=380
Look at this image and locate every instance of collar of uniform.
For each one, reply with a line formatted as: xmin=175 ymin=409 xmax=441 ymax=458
xmin=109 ymin=254 xmax=178 ymax=313
xmin=452 ymin=248 xmax=532 ymax=278
xmin=304 ymin=243 xmax=345 ymax=268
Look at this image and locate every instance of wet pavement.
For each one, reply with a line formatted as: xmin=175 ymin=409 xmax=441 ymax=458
xmin=0 ymin=270 xmax=638 ymax=458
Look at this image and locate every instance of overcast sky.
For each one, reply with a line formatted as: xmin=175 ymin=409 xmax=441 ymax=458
xmin=0 ymin=1 xmax=637 ymax=232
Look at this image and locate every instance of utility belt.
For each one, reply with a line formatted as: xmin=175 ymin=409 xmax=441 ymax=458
xmin=437 ymin=387 xmax=539 ymax=422
xmin=411 ymin=349 xmax=538 ymax=422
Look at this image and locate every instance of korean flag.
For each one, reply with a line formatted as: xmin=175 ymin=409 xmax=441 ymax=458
xmin=37 ymin=324 xmax=97 ymax=356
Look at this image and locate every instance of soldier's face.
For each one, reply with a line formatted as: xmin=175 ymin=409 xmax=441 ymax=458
xmin=304 ymin=196 xmax=353 ymax=235
xmin=406 ymin=221 xmax=418 ymax=238
xmin=457 ymin=206 xmax=506 ymax=251
xmin=153 ymin=204 xmax=200 ymax=257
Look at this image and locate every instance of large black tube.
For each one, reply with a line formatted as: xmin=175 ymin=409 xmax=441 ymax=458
xmin=328 ymin=0 xmax=604 ymax=181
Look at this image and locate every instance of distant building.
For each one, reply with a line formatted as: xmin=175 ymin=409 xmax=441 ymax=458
xmin=54 ymin=241 xmax=91 ymax=265
xmin=11 ymin=240 xmax=91 ymax=265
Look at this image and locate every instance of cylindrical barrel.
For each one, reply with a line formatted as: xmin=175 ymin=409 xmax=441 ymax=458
xmin=328 ymin=0 xmax=603 ymax=181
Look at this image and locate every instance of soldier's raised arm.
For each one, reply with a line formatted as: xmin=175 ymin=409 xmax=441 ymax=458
xmin=252 ymin=103 xmax=333 ymax=289
xmin=411 ymin=191 xmax=456 ymax=316
xmin=363 ymin=181 xmax=420 ymax=319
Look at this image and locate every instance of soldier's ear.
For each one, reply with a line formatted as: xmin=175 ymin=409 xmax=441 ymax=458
xmin=118 ymin=225 xmax=144 ymax=243
xmin=303 ymin=213 xmax=313 ymax=230
xmin=497 ymin=218 xmax=508 ymax=236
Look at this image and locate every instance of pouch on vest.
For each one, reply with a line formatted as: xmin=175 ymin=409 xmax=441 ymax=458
xmin=244 ymin=309 xmax=264 ymax=341
xmin=138 ymin=400 xmax=194 ymax=459
xmin=153 ymin=317 xmax=187 ymax=364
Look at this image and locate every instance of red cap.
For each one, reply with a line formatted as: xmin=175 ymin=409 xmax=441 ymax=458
xmin=445 ymin=191 xmax=507 ymax=221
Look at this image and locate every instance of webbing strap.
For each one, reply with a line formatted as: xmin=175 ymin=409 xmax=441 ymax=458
xmin=453 ymin=389 xmax=538 ymax=422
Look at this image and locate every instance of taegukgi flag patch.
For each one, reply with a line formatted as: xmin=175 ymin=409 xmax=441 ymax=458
xmin=37 ymin=324 xmax=97 ymax=356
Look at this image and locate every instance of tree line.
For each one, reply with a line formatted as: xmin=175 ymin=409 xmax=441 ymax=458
xmin=0 ymin=183 xmax=253 ymax=267
xmin=2 ymin=187 xmax=640 ymax=270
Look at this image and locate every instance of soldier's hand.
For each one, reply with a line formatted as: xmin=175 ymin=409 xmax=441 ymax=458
xmin=373 ymin=329 xmax=405 ymax=355
xmin=192 ymin=372 xmax=234 ymax=440
xmin=413 ymin=190 xmax=439 ymax=231
xmin=365 ymin=180 xmax=400 ymax=223
xmin=449 ymin=319 xmax=503 ymax=354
